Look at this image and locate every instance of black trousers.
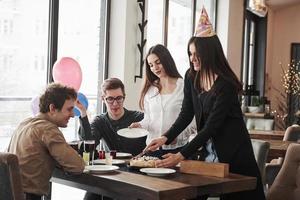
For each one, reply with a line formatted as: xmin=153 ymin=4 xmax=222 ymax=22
xmin=24 ymin=193 xmax=42 ymax=200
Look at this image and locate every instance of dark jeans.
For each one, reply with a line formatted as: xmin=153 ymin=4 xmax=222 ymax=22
xmin=24 ymin=193 xmax=42 ymax=200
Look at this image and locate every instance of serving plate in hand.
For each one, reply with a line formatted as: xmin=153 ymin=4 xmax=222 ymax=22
xmin=117 ymin=128 xmax=149 ymax=138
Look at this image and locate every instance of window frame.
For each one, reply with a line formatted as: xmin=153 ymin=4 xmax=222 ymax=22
xmin=161 ymin=0 xmax=218 ymax=47
xmin=0 ymin=0 xmax=110 ymax=150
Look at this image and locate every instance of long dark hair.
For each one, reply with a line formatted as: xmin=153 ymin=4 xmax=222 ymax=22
xmin=139 ymin=44 xmax=182 ymax=110
xmin=187 ymin=36 xmax=242 ymax=93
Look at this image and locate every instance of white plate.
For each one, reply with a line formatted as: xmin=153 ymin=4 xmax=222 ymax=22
xmin=93 ymin=159 xmax=125 ymax=165
xmin=116 ymin=152 xmax=132 ymax=158
xmin=140 ymin=168 xmax=176 ymax=177
xmin=117 ymin=128 xmax=149 ymax=138
xmin=85 ymin=165 xmax=119 ymax=173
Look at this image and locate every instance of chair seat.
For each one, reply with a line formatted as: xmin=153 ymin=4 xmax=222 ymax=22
xmin=267 ymin=143 xmax=300 ymax=200
xmin=0 ymin=152 xmax=24 ymax=200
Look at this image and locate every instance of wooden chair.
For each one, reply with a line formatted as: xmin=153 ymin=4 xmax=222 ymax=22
xmin=251 ymin=139 xmax=270 ymax=184
xmin=0 ymin=152 xmax=24 ymax=200
xmin=267 ymin=143 xmax=300 ymax=200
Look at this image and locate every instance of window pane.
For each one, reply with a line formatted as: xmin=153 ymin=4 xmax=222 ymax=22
xmin=167 ymin=0 xmax=192 ymax=76
xmin=146 ymin=0 xmax=164 ymax=49
xmin=0 ymin=0 xmax=49 ymax=151
xmin=57 ymin=0 xmax=102 ymax=141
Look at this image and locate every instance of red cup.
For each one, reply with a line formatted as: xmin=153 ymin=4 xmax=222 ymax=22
xmin=98 ymin=150 xmax=106 ymax=159
xmin=110 ymin=150 xmax=117 ymax=159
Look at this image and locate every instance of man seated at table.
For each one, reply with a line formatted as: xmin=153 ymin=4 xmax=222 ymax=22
xmin=8 ymin=83 xmax=85 ymax=200
xmin=76 ymin=77 xmax=145 ymax=200
xmin=76 ymin=77 xmax=145 ymax=156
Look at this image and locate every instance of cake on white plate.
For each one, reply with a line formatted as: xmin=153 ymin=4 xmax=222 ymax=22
xmin=129 ymin=155 xmax=159 ymax=168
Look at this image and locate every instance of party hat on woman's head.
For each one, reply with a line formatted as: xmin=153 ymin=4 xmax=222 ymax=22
xmin=194 ymin=6 xmax=216 ymax=37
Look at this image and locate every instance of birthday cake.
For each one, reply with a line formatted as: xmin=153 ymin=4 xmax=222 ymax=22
xmin=129 ymin=156 xmax=159 ymax=168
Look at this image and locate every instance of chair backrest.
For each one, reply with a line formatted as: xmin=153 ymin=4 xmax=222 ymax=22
xmin=0 ymin=152 xmax=24 ymax=200
xmin=267 ymin=143 xmax=300 ymax=200
xmin=283 ymin=125 xmax=300 ymax=142
xmin=271 ymin=125 xmax=300 ymax=165
xmin=251 ymin=139 xmax=270 ymax=184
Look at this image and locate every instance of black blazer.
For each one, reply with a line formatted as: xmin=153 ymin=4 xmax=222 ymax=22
xmin=165 ymin=71 xmax=251 ymax=163
xmin=164 ymin=70 xmax=265 ymax=200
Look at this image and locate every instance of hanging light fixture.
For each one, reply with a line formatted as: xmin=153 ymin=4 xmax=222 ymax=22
xmin=247 ymin=0 xmax=268 ymax=17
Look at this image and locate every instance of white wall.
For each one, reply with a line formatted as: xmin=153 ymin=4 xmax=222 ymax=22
xmin=109 ymin=0 xmax=143 ymax=110
xmin=217 ymin=0 xmax=244 ymax=79
xmin=265 ymin=3 xmax=300 ymax=122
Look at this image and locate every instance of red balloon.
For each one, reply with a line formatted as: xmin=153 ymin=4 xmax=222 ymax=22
xmin=52 ymin=57 xmax=82 ymax=91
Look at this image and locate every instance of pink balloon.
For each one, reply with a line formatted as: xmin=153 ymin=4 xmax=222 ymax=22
xmin=52 ymin=57 xmax=82 ymax=91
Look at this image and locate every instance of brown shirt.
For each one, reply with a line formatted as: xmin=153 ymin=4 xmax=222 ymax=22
xmin=8 ymin=114 xmax=85 ymax=195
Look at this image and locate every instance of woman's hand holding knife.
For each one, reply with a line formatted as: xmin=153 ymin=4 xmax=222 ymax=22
xmin=144 ymin=136 xmax=185 ymax=168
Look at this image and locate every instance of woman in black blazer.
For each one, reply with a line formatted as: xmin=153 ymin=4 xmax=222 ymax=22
xmin=145 ymin=8 xmax=265 ymax=200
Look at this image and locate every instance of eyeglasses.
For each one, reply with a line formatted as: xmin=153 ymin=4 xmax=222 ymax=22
xmin=105 ymin=96 xmax=125 ymax=104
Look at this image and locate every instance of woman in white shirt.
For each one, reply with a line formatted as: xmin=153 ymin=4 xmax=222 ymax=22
xmin=130 ymin=44 xmax=195 ymax=157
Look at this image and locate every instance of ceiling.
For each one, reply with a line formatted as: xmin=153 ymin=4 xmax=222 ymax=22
xmin=266 ymin=0 xmax=300 ymax=10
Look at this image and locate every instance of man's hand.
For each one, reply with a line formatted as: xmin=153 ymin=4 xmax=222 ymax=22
xmin=75 ymin=100 xmax=87 ymax=117
xmin=129 ymin=122 xmax=141 ymax=128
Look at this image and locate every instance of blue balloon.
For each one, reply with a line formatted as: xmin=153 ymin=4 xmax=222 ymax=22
xmin=74 ymin=92 xmax=89 ymax=117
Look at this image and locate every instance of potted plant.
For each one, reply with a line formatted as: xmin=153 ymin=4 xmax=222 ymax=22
xmin=248 ymin=96 xmax=263 ymax=113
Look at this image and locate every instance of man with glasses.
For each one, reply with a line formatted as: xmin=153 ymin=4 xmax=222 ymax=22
xmin=76 ymin=78 xmax=145 ymax=200
xmin=76 ymin=78 xmax=145 ymax=156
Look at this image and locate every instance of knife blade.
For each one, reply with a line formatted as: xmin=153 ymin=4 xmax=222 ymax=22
xmin=133 ymin=150 xmax=149 ymax=159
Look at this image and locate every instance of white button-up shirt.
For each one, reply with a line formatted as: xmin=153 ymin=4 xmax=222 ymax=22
xmin=140 ymin=78 xmax=196 ymax=150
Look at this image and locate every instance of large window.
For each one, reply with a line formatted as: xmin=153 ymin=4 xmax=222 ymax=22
xmin=0 ymin=0 xmax=49 ymax=151
xmin=0 ymin=0 xmax=108 ymax=151
xmin=242 ymin=9 xmax=267 ymax=106
xmin=167 ymin=0 xmax=192 ymax=76
xmin=147 ymin=0 xmax=217 ymax=76
xmin=57 ymin=0 xmax=103 ymax=141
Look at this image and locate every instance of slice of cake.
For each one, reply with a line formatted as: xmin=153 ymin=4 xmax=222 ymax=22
xmin=129 ymin=156 xmax=159 ymax=168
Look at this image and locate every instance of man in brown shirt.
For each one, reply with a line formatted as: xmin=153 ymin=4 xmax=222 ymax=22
xmin=8 ymin=83 xmax=85 ymax=200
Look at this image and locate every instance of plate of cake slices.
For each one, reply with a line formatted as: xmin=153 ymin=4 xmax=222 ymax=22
xmin=129 ymin=155 xmax=159 ymax=168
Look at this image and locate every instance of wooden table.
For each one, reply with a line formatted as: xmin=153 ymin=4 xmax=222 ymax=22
xmin=51 ymin=166 xmax=257 ymax=200
xmin=265 ymin=139 xmax=294 ymax=161
xmin=249 ymin=130 xmax=285 ymax=140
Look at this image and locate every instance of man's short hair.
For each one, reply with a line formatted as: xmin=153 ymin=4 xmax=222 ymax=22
xmin=101 ymin=78 xmax=125 ymax=96
xmin=39 ymin=83 xmax=77 ymax=113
